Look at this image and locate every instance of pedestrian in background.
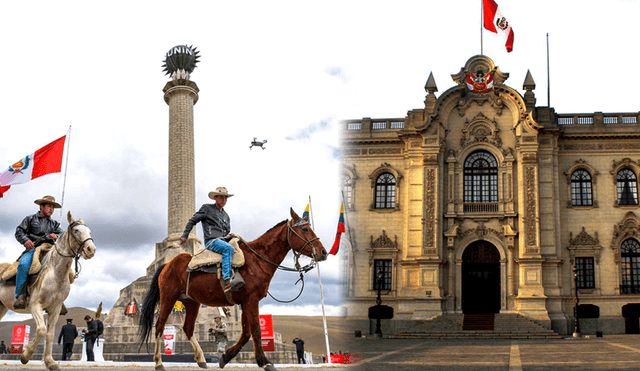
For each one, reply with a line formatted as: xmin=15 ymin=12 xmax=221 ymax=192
xmin=293 ymin=335 xmax=305 ymax=364
xmin=57 ymin=318 xmax=78 ymax=360
xmin=83 ymin=315 xmax=97 ymax=361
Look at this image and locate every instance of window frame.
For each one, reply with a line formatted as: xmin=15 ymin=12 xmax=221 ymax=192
xmin=373 ymin=259 xmax=392 ymax=291
xmin=575 ymin=257 xmax=595 ymax=289
xmin=621 ymin=238 xmax=640 ymax=294
xmin=463 ymin=150 xmax=498 ymax=203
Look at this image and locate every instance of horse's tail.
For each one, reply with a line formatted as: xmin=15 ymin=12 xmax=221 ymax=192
xmin=137 ymin=263 xmax=165 ymax=348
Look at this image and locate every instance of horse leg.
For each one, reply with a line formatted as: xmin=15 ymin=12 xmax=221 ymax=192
xmin=153 ymin=299 xmax=174 ymax=371
xmin=22 ymin=303 xmax=46 ymax=365
xmin=244 ymin=301 xmax=276 ymax=371
xmin=182 ymin=300 xmax=206 ymax=368
xmin=219 ymin=307 xmax=253 ymax=369
xmin=43 ymin=304 xmax=63 ymax=370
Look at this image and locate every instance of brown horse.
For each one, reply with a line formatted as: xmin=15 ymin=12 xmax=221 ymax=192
xmin=139 ymin=208 xmax=327 ymax=371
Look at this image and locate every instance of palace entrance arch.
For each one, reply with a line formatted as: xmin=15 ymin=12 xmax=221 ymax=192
xmin=462 ymin=241 xmax=501 ymax=314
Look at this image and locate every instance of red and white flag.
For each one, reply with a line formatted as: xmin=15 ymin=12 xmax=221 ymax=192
xmin=483 ymin=0 xmax=514 ymax=53
xmin=0 ymin=135 xmax=66 ymax=198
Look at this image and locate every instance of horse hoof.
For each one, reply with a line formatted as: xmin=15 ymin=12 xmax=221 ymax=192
xmin=264 ymin=363 xmax=278 ymax=371
xmin=20 ymin=355 xmax=29 ymax=364
xmin=219 ymin=357 xmax=227 ymax=369
xmin=197 ymin=361 xmax=208 ymax=368
xmin=155 ymin=365 xmax=165 ymax=371
xmin=49 ymin=365 xmax=60 ymax=371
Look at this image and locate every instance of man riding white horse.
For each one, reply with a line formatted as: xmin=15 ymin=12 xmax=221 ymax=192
xmin=14 ymin=195 xmax=66 ymax=312
xmin=180 ymin=186 xmax=235 ymax=292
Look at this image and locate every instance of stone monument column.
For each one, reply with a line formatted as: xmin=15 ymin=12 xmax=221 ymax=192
xmin=164 ymin=78 xmax=198 ymax=236
xmin=146 ymin=46 xmax=202 ymax=276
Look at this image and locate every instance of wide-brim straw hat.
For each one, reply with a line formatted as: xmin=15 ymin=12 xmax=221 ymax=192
xmin=34 ymin=195 xmax=62 ymax=208
xmin=208 ymin=187 xmax=234 ymax=200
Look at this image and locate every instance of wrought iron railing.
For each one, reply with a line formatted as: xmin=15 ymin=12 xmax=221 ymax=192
xmin=620 ymin=284 xmax=640 ymax=294
xmin=463 ymin=202 xmax=499 ymax=213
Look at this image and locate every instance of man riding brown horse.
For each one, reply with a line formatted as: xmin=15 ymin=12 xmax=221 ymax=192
xmin=180 ymin=186 xmax=236 ymax=292
xmin=14 ymin=195 xmax=68 ymax=313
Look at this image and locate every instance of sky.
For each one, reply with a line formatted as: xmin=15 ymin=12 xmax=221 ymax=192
xmin=0 ymin=0 xmax=638 ymax=322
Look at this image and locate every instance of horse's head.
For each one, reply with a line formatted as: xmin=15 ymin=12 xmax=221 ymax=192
xmin=287 ymin=208 xmax=328 ymax=261
xmin=66 ymin=211 xmax=96 ymax=260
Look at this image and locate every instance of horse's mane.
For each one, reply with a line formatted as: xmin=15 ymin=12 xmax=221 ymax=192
xmin=33 ymin=227 xmax=68 ymax=286
xmin=250 ymin=220 xmax=288 ymax=243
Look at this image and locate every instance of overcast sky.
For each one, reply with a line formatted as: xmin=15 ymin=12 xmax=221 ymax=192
xmin=0 ymin=0 xmax=638 ymax=322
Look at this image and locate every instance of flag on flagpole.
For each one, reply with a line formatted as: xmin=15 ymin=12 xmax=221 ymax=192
xmin=483 ymin=0 xmax=514 ymax=53
xmin=0 ymin=135 xmax=66 ymax=198
xmin=302 ymin=203 xmax=310 ymax=219
xmin=330 ymin=203 xmax=345 ymax=255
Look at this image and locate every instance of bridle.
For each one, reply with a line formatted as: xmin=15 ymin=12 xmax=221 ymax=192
xmin=54 ymin=220 xmax=93 ymax=278
xmin=242 ymin=218 xmax=322 ymax=303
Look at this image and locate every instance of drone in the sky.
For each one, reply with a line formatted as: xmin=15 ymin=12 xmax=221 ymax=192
xmin=249 ymin=138 xmax=267 ymax=150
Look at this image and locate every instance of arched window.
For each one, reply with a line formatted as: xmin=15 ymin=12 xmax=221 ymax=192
xmin=375 ymin=173 xmax=396 ymax=209
xmin=464 ymin=151 xmax=498 ymax=203
xmin=617 ymin=169 xmax=638 ymax=205
xmin=343 ymin=174 xmax=353 ymax=209
xmin=571 ymin=169 xmax=593 ymax=206
xmin=621 ymin=239 xmax=640 ymax=294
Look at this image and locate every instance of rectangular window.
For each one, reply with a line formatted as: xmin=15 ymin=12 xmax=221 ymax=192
xmin=373 ymin=259 xmax=392 ymax=290
xmin=576 ymin=257 xmax=595 ymax=289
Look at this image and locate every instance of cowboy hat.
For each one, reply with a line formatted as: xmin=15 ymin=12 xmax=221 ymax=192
xmin=208 ymin=187 xmax=234 ymax=199
xmin=34 ymin=195 xmax=62 ymax=208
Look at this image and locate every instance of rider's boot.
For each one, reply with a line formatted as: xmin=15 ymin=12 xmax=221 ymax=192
xmin=14 ymin=294 xmax=27 ymax=309
xmin=60 ymin=303 xmax=68 ymax=315
xmin=223 ymin=279 xmax=231 ymax=293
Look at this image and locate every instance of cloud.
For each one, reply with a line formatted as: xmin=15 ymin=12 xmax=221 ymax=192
xmin=285 ymin=118 xmax=334 ymax=142
xmin=324 ymin=66 xmax=350 ymax=83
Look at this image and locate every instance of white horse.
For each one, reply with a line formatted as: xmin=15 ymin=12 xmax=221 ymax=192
xmin=0 ymin=211 xmax=96 ymax=370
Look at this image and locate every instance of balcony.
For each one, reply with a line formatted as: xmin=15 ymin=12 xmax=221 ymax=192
xmin=463 ymin=202 xmax=499 ymax=213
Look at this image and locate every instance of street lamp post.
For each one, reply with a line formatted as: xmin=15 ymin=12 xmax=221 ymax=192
xmin=573 ymin=265 xmax=581 ymax=338
xmin=375 ymin=268 xmax=383 ymax=338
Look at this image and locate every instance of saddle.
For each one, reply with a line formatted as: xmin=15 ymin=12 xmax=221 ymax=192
xmin=187 ymin=237 xmax=245 ymax=272
xmin=187 ymin=237 xmax=246 ymax=301
xmin=0 ymin=243 xmax=75 ymax=284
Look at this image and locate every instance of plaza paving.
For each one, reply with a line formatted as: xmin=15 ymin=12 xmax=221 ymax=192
xmin=2 ymin=335 xmax=640 ymax=370
xmin=347 ymin=334 xmax=640 ymax=370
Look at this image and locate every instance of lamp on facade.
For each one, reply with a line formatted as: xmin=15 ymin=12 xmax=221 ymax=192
xmin=375 ymin=267 xmax=383 ymax=338
xmin=573 ymin=265 xmax=581 ymax=338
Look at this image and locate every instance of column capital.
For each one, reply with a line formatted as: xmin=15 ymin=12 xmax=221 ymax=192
xmin=163 ymin=79 xmax=200 ymax=105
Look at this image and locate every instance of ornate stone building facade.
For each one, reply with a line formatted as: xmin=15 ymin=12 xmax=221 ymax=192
xmin=340 ymin=55 xmax=640 ymax=335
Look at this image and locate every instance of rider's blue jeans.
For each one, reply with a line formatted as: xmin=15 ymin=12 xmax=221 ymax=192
xmin=206 ymin=239 xmax=233 ymax=281
xmin=16 ymin=249 xmax=35 ymax=297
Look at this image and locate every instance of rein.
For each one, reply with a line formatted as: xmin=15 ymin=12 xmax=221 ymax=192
xmin=239 ymin=218 xmax=319 ymax=303
xmin=54 ymin=220 xmax=93 ymax=278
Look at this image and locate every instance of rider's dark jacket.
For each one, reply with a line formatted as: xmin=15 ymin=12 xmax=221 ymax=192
xmin=181 ymin=204 xmax=231 ymax=244
xmin=15 ymin=212 xmax=63 ymax=248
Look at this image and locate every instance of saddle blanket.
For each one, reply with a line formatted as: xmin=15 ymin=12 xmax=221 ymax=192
xmin=0 ymin=243 xmax=75 ymax=284
xmin=188 ymin=236 xmax=245 ymax=271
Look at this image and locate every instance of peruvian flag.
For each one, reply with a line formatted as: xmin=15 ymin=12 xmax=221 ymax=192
xmin=0 ymin=135 xmax=66 ymax=198
xmin=483 ymin=0 xmax=514 ymax=53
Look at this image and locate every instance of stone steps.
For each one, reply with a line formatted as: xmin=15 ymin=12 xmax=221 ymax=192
xmin=392 ymin=313 xmax=563 ymax=340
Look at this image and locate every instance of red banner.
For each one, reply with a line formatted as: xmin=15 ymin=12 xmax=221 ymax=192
xmin=259 ymin=314 xmax=274 ymax=339
xmin=11 ymin=325 xmax=29 ymax=345
xmin=261 ymin=338 xmax=275 ymax=352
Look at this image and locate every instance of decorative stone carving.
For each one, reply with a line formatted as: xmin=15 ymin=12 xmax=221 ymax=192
xmin=568 ymin=227 xmax=602 ymax=264
xmin=371 ymin=230 xmax=398 ymax=249
xmin=458 ymin=223 xmax=503 ymax=241
xmin=610 ymin=212 xmax=640 ymax=264
xmin=424 ymin=169 xmax=436 ymax=248
xmin=460 ymin=112 xmax=503 ymax=149
xmin=525 ymin=167 xmax=537 ymax=247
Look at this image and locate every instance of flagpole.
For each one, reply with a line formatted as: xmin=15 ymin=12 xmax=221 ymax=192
xmin=341 ymin=191 xmax=356 ymax=297
xmin=308 ymin=195 xmax=332 ymax=364
xmin=59 ymin=125 xmax=72 ymax=222
xmin=546 ymin=33 xmax=551 ymax=107
xmin=480 ymin=0 xmax=484 ymax=55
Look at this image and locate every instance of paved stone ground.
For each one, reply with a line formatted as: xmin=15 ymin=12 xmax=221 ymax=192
xmin=3 ymin=335 xmax=640 ymax=370
xmin=346 ymin=334 xmax=640 ymax=371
